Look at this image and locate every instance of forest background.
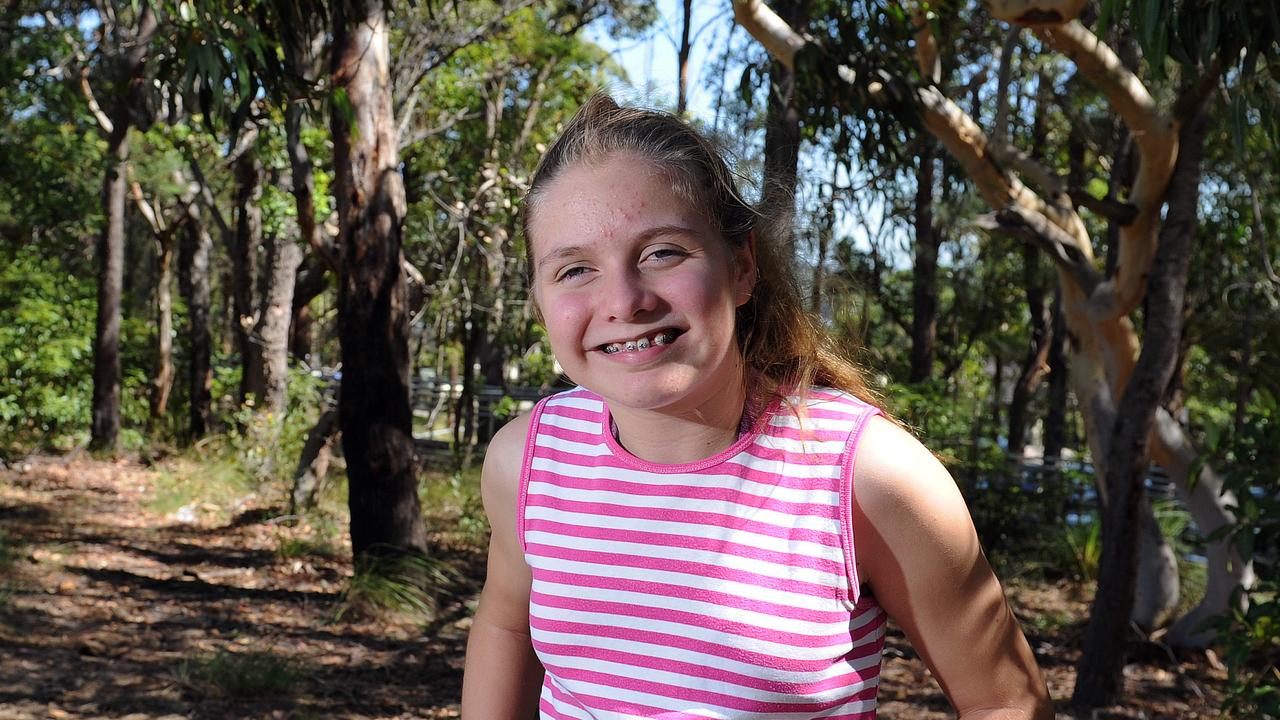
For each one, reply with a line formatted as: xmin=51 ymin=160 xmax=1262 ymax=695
xmin=0 ymin=0 xmax=1277 ymax=716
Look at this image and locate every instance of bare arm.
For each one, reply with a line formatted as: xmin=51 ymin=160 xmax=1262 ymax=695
xmin=460 ymin=413 xmax=545 ymax=719
xmin=853 ymin=416 xmax=1053 ymax=719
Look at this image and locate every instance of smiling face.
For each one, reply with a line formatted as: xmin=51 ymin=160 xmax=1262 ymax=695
xmin=527 ymin=153 xmax=756 ymax=418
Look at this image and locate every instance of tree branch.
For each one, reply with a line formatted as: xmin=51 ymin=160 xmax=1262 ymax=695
xmin=975 ymin=206 xmax=1102 ymax=295
xmin=1069 ymin=187 xmax=1138 ymax=225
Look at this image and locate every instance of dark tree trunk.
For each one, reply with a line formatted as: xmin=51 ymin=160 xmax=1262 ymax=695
xmin=676 ymin=0 xmax=693 ymax=115
xmin=1071 ymin=88 xmax=1210 ymax=710
xmin=759 ymin=0 xmax=807 ymax=253
xmin=90 ymin=128 xmax=130 ymax=452
xmin=909 ymin=144 xmax=939 ymax=383
xmin=149 ymin=227 xmax=176 ymax=422
xmin=331 ymin=0 xmax=428 ymax=560
xmin=1043 ymin=290 xmax=1070 ymax=465
xmin=232 ymin=151 xmax=263 ymax=404
xmin=290 ymin=253 xmax=331 ymax=363
xmin=246 ymin=234 xmax=303 ymax=413
xmin=1008 ymin=245 xmax=1051 ymax=456
xmin=179 ymin=208 xmax=213 ymax=439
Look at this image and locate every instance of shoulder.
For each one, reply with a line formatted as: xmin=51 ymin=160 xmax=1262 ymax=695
xmin=482 ymin=411 xmax=533 ymax=492
xmin=851 ymin=416 xmax=972 ymax=546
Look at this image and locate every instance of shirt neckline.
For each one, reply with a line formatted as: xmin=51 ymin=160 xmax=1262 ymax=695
xmin=597 ymin=394 xmax=782 ymax=474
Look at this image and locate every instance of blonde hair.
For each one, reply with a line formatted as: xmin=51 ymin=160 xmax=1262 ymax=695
xmin=522 ymin=94 xmax=881 ymax=412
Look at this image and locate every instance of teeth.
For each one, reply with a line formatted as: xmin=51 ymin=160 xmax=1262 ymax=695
xmin=603 ymin=331 xmax=677 ymax=354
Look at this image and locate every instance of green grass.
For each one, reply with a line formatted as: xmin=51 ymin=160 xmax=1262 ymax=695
xmin=174 ymin=649 xmax=302 ymax=699
xmin=336 ymin=551 xmax=457 ymax=624
xmin=418 ymin=468 xmax=489 ymax=547
xmin=145 ymin=456 xmax=256 ymax=518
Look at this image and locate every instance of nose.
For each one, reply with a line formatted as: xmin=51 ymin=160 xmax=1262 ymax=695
xmin=602 ymin=267 xmax=656 ymax=322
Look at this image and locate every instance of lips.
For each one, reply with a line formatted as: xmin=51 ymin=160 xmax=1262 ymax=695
xmin=598 ymin=328 xmax=684 ymax=354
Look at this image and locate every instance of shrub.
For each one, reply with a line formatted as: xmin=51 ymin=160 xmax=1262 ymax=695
xmin=174 ymin=649 xmax=302 ymax=699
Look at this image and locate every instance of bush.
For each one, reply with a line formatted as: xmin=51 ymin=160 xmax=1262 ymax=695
xmin=174 ymin=649 xmax=302 ymax=699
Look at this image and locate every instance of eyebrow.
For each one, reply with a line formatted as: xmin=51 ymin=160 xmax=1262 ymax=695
xmin=534 ymin=224 xmax=700 ymax=272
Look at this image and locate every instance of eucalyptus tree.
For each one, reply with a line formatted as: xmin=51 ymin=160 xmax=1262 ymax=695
xmin=734 ymin=0 xmax=1278 ymax=707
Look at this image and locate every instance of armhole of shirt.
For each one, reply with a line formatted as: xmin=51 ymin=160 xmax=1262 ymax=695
xmin=516 ymin=395 xmax=553 ymax=554
xmin=839 ymin=405 xmax=881 ymax=609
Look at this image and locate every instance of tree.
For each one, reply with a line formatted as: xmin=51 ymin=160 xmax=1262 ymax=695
xmin=331 ymin=0 xmax=429 ymax=559
xmin=733 ymin=0 xmax=1275 ymax=707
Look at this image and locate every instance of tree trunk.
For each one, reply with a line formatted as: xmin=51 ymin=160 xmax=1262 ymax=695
xmin=1008 ymin=245 xmax=1051 ymax=455
xmin=292 ymin=406 xmax=340 ymax=515
xmin=149 ymin=228 xmax=176 ymax=422
xmin=246 ymin=235 xmax=303 ymax=413
xmin=232 ymin=150 xmax=263 ymax=404
xmin=331 ymin=0 xmax=429 ymax=560
xmin=90 ymin=127 xmax=129 ymax=452
xmin=179 ymin=207 xmax=213 ymax=439
xmin=759 ymin=0 xmax=807 ymax=254
xmin=676 ymin=0 xmax=693 ymax=115
xmin=1071 ymin=88 xmax=1209 ymax=710
xmin=1042 ymin=287 xmax=1069 ymax=466
xmin=909 ymin=144 xmax=939 ymax=383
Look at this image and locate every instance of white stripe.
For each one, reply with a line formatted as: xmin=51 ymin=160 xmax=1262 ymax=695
xmin=523 ymin=505 xmax=845 ymax=562
xmin=540 ymin=681 xmax=600 ymax=720
xmin=527 ymin=555 xmax=839 ymax=613
xmin=531 ymin=577 xmax=853 ymax=636
xmin=539 ymin=413 xmax=604 ymax=435
xmin=536 ymin=434 xmax=613 ymax=457
xmin=538 ymin=675 xmax=878 ymax=720
xmin=528 ymin=456 xmax=841 ymax=506
xmin=752 ymin=434 xmax=848 ymax=455
xmin=533 ymin=625 xmax=883 ymax=685
xmin=541 ymin=654 xmax=877 ymax=707
xmin=526 ymin=481 xmax=841 ymax=533
xmin=767 ymin=414 xmax=858 ymax=432
xmin=546 ymin=394 xmax=604 ymax=412
xmin=525 ymin=530 xmax=844 ymax=587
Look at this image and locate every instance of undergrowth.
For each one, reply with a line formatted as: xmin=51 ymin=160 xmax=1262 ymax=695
xmin=173 ymin=648 xmax=302 ymax=699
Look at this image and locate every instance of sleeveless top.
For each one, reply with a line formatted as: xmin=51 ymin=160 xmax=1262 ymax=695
xmin=518 ymin=386 xmax=887 ymax=719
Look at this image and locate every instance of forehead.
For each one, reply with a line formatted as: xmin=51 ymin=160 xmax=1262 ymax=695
xmin=527 ymin=154 xmax=706 ymax=249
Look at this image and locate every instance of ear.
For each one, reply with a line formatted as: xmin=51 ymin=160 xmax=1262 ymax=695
xmin=732 ymin=232 xmax=758 ymax=307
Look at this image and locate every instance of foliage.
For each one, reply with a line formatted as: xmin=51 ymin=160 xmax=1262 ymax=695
xmin=0 ymin=247 xmax=151 ymax=454
xmin=174 ymin=649 xmax=302 ymax=699
xmin=336 ymin=551 xmax=458 ymax=624
xmin=1203 ymin=388 xmax=1280 ymax=716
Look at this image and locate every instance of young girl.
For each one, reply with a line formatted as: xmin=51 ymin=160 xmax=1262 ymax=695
xmin=460 ymin=95 xmax=1052 ymax=719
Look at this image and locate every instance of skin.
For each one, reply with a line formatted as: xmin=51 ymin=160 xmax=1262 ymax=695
xmin=460 ymin=152 xmax=1053 ymax=719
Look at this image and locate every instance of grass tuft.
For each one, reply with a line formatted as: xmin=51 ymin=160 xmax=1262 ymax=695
xmin=336 ymin=551 xmax=457 ymax=624
xmin=174 ymin=649 xmax=302 ymax=699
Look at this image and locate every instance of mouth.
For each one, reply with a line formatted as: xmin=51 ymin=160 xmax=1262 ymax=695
xmin=597 ymin=328 xmax=684 ymax=355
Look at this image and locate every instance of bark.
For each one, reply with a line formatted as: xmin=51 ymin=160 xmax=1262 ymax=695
xmin=1071 ymin=87 xmax=1209 ymax=710
xmin=676 ymin=0 xmax=693 ymax=116
xmin=1008 ymin=245 xmax=1051 ymax=455
xmin=909 ymin=144 xmax=939 ymax=383
xmin=90 ymin=127 xmax=129 ymax=452
xmin=331 ymin=0 xmax=428 ymax=560
xmin=759 ymin=0 xmax=807 ymax=255
xmin=1042 ymin=287 xmax=1069 ymax=464
xmin=149 ymin=227 xmax=175 ymax=421
xmin=232 ymin=151 xmax=263 ymax=404
xmin=245 ymin=235 xmax=303 ymax=413
xmin=290 ymin=253 xmax=331 ymax=362
xmin=292 ymin=406 xmax=340 ymax=515
xmin=178 ymin=205 xmax=212 ymax=439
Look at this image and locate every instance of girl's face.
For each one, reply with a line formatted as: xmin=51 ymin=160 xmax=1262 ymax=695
xmin=528 ymin=153 xmax=755 ymax=417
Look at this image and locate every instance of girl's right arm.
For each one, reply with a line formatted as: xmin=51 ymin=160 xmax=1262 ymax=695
xmin=461 ymin=413 xmax=545 ymax=719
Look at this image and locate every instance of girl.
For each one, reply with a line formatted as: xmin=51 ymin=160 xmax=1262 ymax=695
xmin=460 ymin=95 xmax=1052 ymax=719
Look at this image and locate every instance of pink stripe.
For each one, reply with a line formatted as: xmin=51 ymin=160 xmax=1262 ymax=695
xmin=532 ymin=591 xmax=888 ymax=649
xmin=525 ymin=518 xmax=845 ymax=575
xmin=840 ymin=407 xmax=881 ymax=604
xmin=761 ymin=422 xmax=854 ymax=442
xmin=538 ymin=663 xmax=870 ymax=714
xmin=526 ymin=469 xmax=841 ymax=519
xmin=517 ymin=396 xmax=553 ymax=553
xmin=535 ymin=422 xmax=606 ymax=445
xmin=531 ymin=567 xmax=850 ymax=623
xmin=737 ymin=442 xmax=846 ymax=465
xmin=524 ymin=494 xmax=844 ymax=547
xmin=526 ymin=541 xmax=837 ymax=600
xmin=537 ymin=444 xmax=844 ymax=491
xmin=529 ymin=614 xmax=883 ymax=673
xmin=535 ymin=640 xmax=881 ymax=695
xmin=530 ymin=589 xmax=853 ymax=648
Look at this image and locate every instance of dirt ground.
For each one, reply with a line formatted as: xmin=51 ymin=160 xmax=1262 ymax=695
xmin=0 ymin=456 xmax=1226 ymax=719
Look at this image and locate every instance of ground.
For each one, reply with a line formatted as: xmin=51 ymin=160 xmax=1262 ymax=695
xmin=0 ymin=456 xmax=1226 ymax=719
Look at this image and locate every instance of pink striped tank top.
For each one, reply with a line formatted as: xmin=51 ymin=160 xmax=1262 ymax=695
xmin=517 ymin=386 xmax=887 ymax=719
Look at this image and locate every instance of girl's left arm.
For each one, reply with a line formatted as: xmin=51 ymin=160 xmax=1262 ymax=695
xmin=852 ymin=416 xmax=1053 ymax=719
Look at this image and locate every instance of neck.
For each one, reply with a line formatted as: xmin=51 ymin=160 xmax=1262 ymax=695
xmin=608 ymin=380 xmax=748 ymax=465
